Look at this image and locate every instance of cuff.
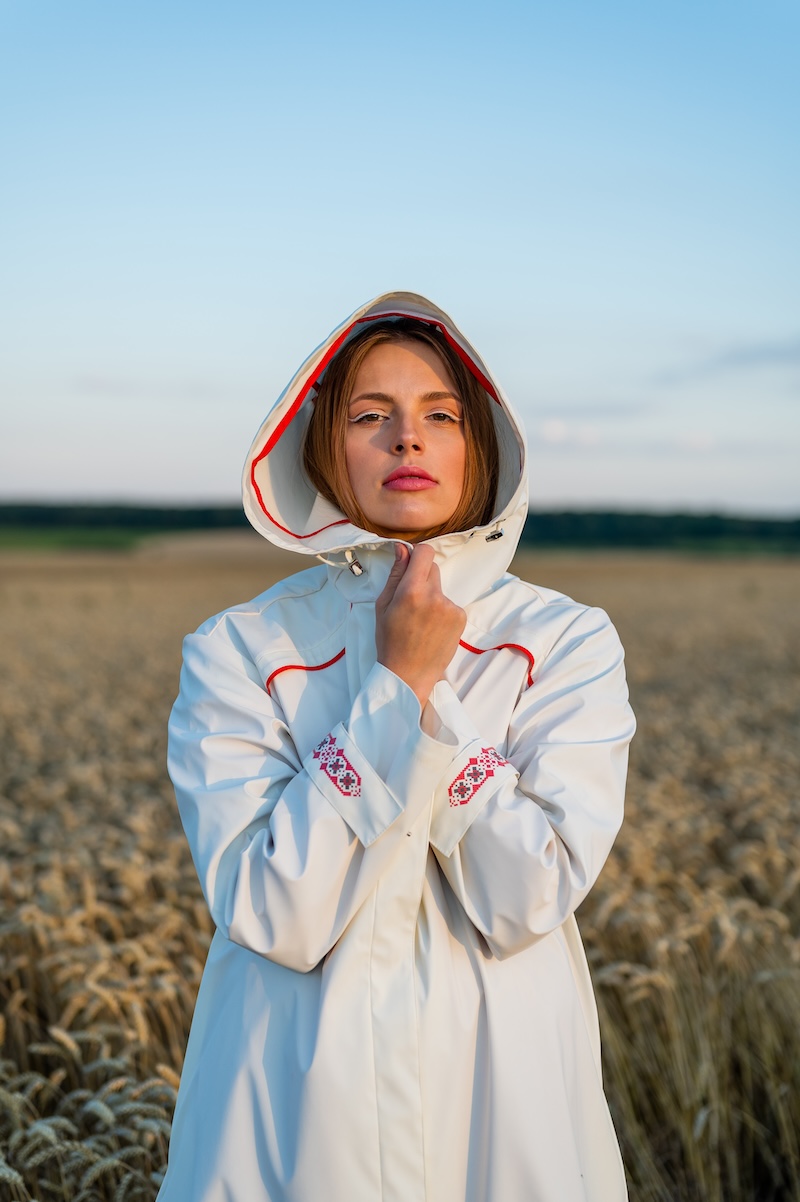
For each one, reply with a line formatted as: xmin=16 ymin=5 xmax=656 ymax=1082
xmin=427 ymin=682 xmax=518 ymax=857
xmin=303 ymin=664 xmax=461 ymax=847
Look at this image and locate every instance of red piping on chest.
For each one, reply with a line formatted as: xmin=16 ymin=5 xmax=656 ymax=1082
xmin=265 ymin=648 xmax=346 ymax=696
xmin=458 ymin=639 xmax=535 ymax=688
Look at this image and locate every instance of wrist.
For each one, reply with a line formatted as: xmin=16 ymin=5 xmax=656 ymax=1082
xmin=377 ymin=657 xmax=436 ymax=711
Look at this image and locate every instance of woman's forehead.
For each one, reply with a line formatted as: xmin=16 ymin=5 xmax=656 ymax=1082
xmin=351 ymin=339 xmax=458 ymax=390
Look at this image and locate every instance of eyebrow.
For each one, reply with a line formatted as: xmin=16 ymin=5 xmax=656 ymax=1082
xmin=348 ymin=390 xmax=461 ymax=405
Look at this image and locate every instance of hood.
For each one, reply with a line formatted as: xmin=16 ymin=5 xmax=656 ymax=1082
xmin=242 ymin=291 xmax=528 ymax=607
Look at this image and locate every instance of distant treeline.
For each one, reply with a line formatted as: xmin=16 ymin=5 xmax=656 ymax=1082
xmin=0 ymin=503 xmax=798 ymax=552
xmin=520 ymin=510 xmax=800 ymax=552
xmin=0 ymin=504 xmax=251 ymax=531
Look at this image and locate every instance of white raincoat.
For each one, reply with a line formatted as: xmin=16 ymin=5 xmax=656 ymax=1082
xmin=159 ymin=292 xmax=635 ymax=1202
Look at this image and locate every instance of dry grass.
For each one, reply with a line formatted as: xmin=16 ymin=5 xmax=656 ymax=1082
xmin=0 ymin=535 xmax=798 ymax=1201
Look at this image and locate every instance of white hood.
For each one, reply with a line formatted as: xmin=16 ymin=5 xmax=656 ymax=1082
xmin=242 ymin=292 xmax=528 ymax=606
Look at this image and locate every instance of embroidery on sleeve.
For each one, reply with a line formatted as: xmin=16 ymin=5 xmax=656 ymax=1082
xmin=312 ymin=734 xmax=362 ymax=797
xmin=449 ymin=747 xmax=508 ymax=807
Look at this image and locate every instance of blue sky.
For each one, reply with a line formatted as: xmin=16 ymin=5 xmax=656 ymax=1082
xmin=1 ymin=0 xmax=798 ymax=514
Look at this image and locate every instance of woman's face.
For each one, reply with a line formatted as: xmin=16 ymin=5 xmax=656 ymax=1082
xmin=344 ymin=339 xmax=467 ymax=541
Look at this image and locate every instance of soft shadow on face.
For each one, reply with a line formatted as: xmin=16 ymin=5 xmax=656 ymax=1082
xmin=344 ymin=340 xmax=467 ymax=542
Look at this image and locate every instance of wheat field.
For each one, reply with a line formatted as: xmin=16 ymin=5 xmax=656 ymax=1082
xmin=0 ymin=535 xmax=798 ymax=1201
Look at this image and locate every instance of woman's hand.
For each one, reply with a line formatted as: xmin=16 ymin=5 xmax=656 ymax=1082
xmin=375 ymin=544 xmax=466 ymax=710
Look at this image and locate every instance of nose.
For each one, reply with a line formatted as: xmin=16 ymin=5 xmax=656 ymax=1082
xmin=392 ymin=413 xmax=424 ymax=453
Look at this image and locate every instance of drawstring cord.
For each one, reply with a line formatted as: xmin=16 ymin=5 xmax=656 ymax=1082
xmin=345 ymin=549 xmax=364 ymax=575
xmin=314 ymin=548 xmax=365 ymax=575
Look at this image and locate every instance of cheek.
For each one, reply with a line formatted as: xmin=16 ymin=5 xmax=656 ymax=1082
xmin=343 ymin=442 xmax=358 ymax=495
xmin=344 ymin=433 xmax=370 ymax=499
xmin=452 ymin=437 xmax=468 ymax=492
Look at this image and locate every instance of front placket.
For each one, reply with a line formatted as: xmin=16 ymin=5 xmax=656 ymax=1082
xmin=369 ymin=792 xmax=432 ymax=1202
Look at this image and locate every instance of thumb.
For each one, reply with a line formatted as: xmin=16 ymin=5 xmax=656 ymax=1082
xmin=377 ymin=542 xmax=409 ymax=609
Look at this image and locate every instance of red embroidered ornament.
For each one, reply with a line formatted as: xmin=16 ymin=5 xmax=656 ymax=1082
xmin=312 ymin=734 xmax=362 ymax=797
xmin=449 ymin=748 xmax=508 ymax=807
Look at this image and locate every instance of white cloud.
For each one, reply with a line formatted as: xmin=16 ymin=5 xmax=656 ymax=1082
xmin=673 ymin=431 xmax=716 ymax=452
xmin=540 ymin=419 xmax=569 ymax=444
xmin=538 ymin=420 xmax=601 ymax=447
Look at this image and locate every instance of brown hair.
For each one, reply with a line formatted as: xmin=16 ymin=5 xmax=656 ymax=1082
xmin=302 ymin=318 xmax=499 ymax=540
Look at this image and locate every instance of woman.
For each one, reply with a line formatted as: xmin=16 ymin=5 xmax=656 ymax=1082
xmin=160 ymin=291 xmax=635 ymax=1202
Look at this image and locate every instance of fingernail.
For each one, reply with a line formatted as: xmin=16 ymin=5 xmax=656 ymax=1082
xmin=394 ymin=543 xmax=402 ymax=560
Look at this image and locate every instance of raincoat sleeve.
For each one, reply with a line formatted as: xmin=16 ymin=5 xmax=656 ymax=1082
xmin=168 ymin=628 xmax=459 ymax=973
xmin=427 ymin=606 xmax=635 ymax=958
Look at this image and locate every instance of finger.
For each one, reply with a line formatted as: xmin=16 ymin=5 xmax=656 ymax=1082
xmin=426 ymin=559 xmax=443 ymax=592
xmin=411 ymin=554 xmax=446 ymax=602
xmin=377 ymin=542 xmax=410 ymax=608
xmin=403 ymin=543 xmax=436 ymax=586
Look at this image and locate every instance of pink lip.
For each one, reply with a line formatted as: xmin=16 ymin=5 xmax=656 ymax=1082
xmin=383 ymin=467 xmax=437 ymax=491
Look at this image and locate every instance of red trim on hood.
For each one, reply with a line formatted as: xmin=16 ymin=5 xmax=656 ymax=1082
xmin=265 ymin=648 xmax=346 ymax=696
xmin=249 ymin=309 xmax=501 ymax=535
xmin=459 ymin=639 xmax=535 ymax=688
